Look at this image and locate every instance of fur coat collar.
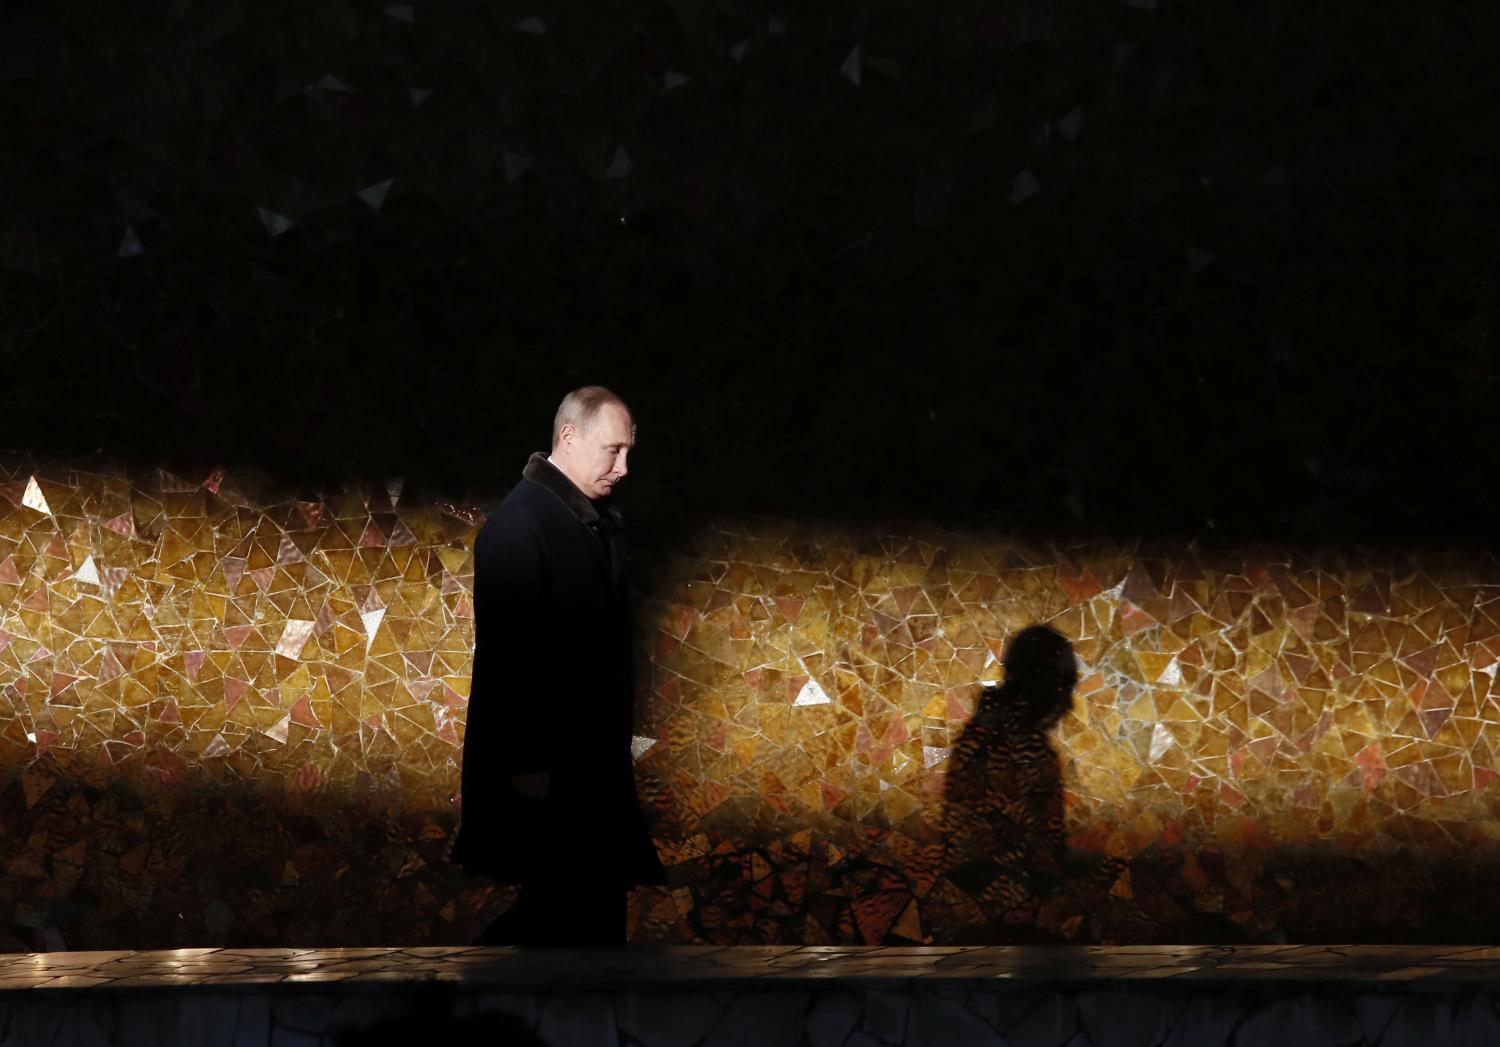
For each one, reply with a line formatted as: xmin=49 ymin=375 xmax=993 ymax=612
xmin=522 ymin=451 xmax=625 ymax=532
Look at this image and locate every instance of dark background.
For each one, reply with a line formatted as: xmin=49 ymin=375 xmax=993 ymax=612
xmin=2 ymin=0 xmax=1495 ymax=544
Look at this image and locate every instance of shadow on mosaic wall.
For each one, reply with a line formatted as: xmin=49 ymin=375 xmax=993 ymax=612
xmin=629 ymin=522 xmax=1500 ymax=946
xmin=940 ymin=625 xmax=1129 ymax=944
xmin=4 ymin=464 xmax=1500 ymax=949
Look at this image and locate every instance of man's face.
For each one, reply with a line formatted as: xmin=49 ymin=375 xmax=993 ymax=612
xmin=561 ymin=403 xmax=635 ymax=500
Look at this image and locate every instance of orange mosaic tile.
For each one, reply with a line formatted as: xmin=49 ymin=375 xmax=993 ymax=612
xmin=3 ymin=463 xmax=1500 ymax=948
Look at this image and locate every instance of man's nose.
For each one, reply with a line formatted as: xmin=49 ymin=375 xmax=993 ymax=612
xmin=616 ymin=454 xmax=628 ymax=478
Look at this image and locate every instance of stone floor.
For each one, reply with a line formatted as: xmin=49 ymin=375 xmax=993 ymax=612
xmin=4 ymin=945 xmax=1500 ymax=1044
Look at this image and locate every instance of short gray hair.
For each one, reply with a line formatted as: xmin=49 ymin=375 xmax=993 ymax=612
xmin=551 ymin=385 xmax=630 ymax=448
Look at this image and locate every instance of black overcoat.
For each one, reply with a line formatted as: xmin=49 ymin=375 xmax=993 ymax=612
xmin=450 ymin=452 xmax=666 ymax=888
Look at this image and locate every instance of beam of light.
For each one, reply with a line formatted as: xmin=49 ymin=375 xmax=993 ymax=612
xmin=1 ymin=463 xmax=1497 ymax=948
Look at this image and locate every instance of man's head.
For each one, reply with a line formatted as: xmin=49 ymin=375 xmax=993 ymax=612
xmin=550 ymin=386 xmax=635 ymax=500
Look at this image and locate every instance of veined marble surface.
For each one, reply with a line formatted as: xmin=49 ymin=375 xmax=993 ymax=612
xmin=4 ymin=943 xmax=1500 ymax=990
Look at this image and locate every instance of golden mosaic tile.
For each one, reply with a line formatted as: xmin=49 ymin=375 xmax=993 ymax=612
xmin=635 ymin=528 xmax=1500 ymax=944
xmin=3 ymin=464 xmax=1500 ymax=948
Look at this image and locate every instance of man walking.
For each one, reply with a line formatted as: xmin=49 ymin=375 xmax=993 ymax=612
xmin=451 ymin=385 xmax=666 ymax=945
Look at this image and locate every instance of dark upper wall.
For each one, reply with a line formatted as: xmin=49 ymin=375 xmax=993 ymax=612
xmin=1 ymin=0 xmax=1496 ymax=542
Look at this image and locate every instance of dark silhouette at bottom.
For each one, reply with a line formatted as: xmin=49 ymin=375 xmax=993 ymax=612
xmin=331 ymin=986 xmax=552 ymax=1045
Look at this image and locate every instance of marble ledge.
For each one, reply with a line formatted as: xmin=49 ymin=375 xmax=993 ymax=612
xmin=1 ymin=945 xmax=1500 ymax=994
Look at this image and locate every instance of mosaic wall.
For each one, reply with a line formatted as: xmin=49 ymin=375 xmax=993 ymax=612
xmin=0 ymin=465 xmax=497 ymax=952
xmin=4 ymin=462 xmax=1500 ymax=949
xmin=637 ymin=528 xmax=1500 ymax=946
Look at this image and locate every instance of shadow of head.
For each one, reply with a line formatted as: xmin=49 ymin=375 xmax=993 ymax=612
xmin=995 ymin=624 xmax=1078 ymax=730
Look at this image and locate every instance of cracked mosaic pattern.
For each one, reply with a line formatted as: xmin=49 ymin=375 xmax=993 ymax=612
xmin=634 ymin=528 xmax=1500 ymax=946
xmin=0 ymin=464 xmax=500 ymax=951
xmin=3 ymin=464 xmax=1500 ymax=949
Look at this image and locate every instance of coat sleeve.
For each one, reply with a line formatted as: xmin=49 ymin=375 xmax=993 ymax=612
xmin=464 ymin=507 xmax=551 ymax=789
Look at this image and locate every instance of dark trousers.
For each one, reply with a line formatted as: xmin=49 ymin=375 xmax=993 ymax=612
xmin=476 ymin=880 xmax=626 ymax=946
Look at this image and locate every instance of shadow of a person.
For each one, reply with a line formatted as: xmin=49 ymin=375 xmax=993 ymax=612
xmin=941 ymin=625 xmax=1080 ymax=943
